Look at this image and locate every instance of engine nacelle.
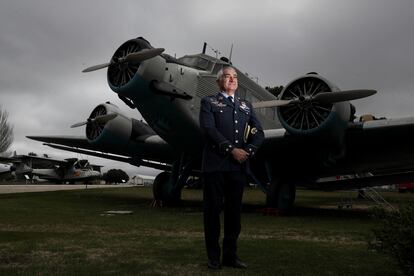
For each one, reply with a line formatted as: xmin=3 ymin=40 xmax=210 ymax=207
xmin=86 ymin=103 xmax=132 ymax=149
xmin=85 ymin=102 xmax=156 ymax=152
xmin=277 ymin=73 xmax=355 ymax=158
xmin=107 ymin=37 xmax=166 ymax=101
xmin=278 ymin=73 xmax=351 ymax=137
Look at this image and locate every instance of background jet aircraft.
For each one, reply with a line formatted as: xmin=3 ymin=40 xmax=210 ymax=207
xmin=0 ymin=152 xmax=102 ymax=183
xmin=28 ymin=36 xmax=414 ymax=211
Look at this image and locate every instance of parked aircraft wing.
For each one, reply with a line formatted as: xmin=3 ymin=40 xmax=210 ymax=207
xmin=27 ymin=136 xmax=93 ymax=150
xmin=42 ymin=143 xmax=171 ymax=171
xmin=26 ymin=134 xmax=177 ymax=169
xmin=342 ymin=117 xmax=414 ymax=173
xmin=0 ymin=156 xmax=16 ymax=163
xmin=20 ymin=155 xmax=71 ymax=165
xmin=256 ymin=116 xmax=414 ymax=181
xmin=354 ymin=116 xmax=414 ymax=130
xmin=0 ymin=154 xmax=64 ymax=166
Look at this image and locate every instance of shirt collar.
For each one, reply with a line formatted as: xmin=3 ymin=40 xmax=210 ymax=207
xmin=220 ymin=91 xmax=235 ymax=101
xmin=220 ymin=91 xmax=232 ymax=98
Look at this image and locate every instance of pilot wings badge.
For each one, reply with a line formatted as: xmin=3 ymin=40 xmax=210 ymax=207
xmin=210 ymin=99 xmax=227 ymax=107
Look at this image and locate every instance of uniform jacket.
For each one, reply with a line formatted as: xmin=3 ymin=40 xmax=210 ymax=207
xmin=199 ymin=92 xmax=264 ymax=172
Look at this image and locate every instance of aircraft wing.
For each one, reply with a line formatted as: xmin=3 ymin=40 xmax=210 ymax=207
xmin=0 ymin=154 xmax=65 ymax=169
xmin=0 ymin=156 xmax=54 ymax=167
xmin=343 ymin=117 xmax=414 ymax=173
xmin=0 ymin=156 xmax=16 ymax=164
xmin=27 ymin=135 xmax=176 ymax=171
xmin=0 ymin=164 xmax=11 ymax=176
xmin=257 ymin=116 xmax=414 ymax=182
xmin=27 ymin=136 xmax=93 ymax=150
xmin=350 ymin=116 xmax=414 ymax=132
xmin=21 ymin=155 xmax=71 ymax=165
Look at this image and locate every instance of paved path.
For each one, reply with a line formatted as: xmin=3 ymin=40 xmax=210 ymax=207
xmin=0 ymin=184 xmax=135 ymax=194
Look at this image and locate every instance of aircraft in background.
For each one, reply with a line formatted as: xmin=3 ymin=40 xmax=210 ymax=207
xmin=28 ymin=36 xmax=414 ymax=211
xmin=0 ymin=152 xmax=102 ymax=183
xmin=0 ymin=164 xmax=12 ymax=178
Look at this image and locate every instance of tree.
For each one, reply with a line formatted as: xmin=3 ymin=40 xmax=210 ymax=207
xmin=0 ymin=107 xmax=13 ymax=154
xmin=103 ymin=169 xmax=129 ymax=184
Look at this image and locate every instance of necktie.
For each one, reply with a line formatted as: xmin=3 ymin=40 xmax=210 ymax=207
xmin=228 ymin=96 xmax=234 ymax=103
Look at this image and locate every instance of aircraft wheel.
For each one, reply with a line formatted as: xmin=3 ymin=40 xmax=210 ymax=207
xmin=153 ymin=171 xmax=171 ymax=200
xmin=266 ymin=179 xmax=296 ymax=213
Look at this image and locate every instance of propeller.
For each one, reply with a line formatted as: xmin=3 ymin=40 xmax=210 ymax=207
xmin=82 ymin=48 xmax=165 ymax=73
xmin=252 ymin=99 xmax=294 ymax=109
xmin=252 ymin=89 xmax=377 ymax=109
xmin=78 ymin=159 xmax=90 ymax=168
xmin=311 ymin=89 xmax=376 ymax=104
xmin=124 ymin=48 xmax=165 ymax=63
xmin=70 ymin=113 xmax=117 ymax=128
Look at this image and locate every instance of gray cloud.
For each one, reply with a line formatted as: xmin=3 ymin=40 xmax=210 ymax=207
xmin=1 ymin=0 xmax=413 ymax=176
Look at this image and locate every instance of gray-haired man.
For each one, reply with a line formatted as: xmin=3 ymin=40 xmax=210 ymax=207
xmin=199 ymin=66 xmax=264 ymax=269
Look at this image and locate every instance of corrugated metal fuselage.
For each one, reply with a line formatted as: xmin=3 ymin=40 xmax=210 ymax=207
xmin=114 ymin=54 xmax=280 ymax=156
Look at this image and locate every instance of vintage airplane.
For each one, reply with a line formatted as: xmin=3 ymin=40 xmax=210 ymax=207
xmin=28 ymin=36 xmax=414 ymax=211
xmin=0 ymin=152 xmax=102 ymax=183
xmin=0 ymin=163 xmax=12 ymax=178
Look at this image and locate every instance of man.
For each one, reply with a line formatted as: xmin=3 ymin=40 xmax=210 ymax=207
xmin=199 ymin=66 xmax=264 ymax=269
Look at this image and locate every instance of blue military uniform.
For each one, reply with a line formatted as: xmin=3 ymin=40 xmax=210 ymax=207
xmin=199 ymin=92 xmax=264 ymax=266
xmin=200 ymin=92 xmax=264 ymax=172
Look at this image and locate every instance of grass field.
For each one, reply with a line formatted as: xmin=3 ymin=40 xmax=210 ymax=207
xmin=0 ymin=186 xmax=413 ymax=275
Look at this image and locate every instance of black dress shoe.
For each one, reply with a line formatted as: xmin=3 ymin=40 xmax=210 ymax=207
xmin=222 ymin=257 xmax=248 ymax=269
xmin=207 ymin=260 xmax=221 ymax=270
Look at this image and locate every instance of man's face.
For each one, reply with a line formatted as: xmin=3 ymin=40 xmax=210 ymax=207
xmin=218 ymin=68 xmax=238 ymax=95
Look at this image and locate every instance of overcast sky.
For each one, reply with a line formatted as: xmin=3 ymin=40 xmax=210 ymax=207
xmin=1 ymin=0 xmax=413 ymax=176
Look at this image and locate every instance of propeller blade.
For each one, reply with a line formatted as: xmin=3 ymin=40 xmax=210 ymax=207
xmin=82 ymin=47 xmax=164 ymax=73
xmin=82 ymin=62 xmax=111 ymax=73
xmin=70 ymin=121 xmax=88 ymax=128
xmin=254 ymin=89 xmax=377 ymax=108
xmin=93 ymin=113 xmax=118 ymax=124
xmin=81 ymin=160 xmax=90 ymax=168
xmin=125 ymin=48 xmax=165 ymax=63
xmin=252 ymin=99 xmax=294 ymax=109
xmin=312 ymin=89 xmax=377 ymax=104
xmin=70 ymin=114 xmax=117 ymax=128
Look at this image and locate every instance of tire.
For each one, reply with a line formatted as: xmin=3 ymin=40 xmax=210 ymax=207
xmin=266 ymin=179 xmax=296 ymax=212
xmin=153 ymin=172 xmax=171 ymax=200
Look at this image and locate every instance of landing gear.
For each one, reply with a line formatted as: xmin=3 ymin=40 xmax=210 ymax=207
xmin=266 ymin=178 xmax=296 ymax=213
xmin=151 ymin=154 xmax=194 ymax=205
xmin=153 ymin=171 xmax=173 ymax=201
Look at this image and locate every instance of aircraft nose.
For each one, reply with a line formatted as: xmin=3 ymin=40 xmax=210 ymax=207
xmin=107 ymin=38 xmax=154 ymax=88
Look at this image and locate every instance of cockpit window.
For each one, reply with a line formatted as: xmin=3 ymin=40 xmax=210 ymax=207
xmin=212 ymin=63 xmax=224 ymax=74
xmin=178 ymin=56 xmax=211 ymax=70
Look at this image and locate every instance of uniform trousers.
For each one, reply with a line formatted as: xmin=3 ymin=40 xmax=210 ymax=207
xmin=202 ymin=171 xmax=246 ymax=262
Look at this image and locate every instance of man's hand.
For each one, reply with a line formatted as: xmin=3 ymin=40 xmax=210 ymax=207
xmin=231 ymin=148 xmax=249 ymax=163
